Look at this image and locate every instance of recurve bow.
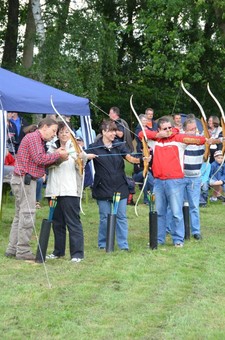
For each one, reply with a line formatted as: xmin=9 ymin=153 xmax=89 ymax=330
xmin=130 ymin=95 xmax=150 ymax=216
xmin=181 ymin=81 xmax=210 ymax=161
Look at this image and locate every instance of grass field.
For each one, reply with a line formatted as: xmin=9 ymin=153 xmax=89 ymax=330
xmin=1 ymin=186 xmax=225 ymax=339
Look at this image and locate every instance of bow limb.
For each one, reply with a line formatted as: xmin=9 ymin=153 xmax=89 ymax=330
xmin=130 ymin=95 xmax=149 ymax=176
xmin=130 ymin=95 xmax=149 ymax=216
xmin=207 ymin=83 xmax=225 ymax=155
xmin=50 ymin=96 xmax=83 ymax=176
xmin=181 ymin=81 xmax=210 ymax=161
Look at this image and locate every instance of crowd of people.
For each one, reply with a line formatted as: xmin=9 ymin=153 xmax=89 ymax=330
xmin=3 ymin=106 xmax=225 ymax=261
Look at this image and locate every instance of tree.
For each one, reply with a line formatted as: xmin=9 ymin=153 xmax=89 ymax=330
xmin=1 ymin=0 xmax=19 ymax=69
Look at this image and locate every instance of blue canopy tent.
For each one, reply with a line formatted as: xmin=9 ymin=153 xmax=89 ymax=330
xmin=0 ymin=67 xmax=93 ymax=210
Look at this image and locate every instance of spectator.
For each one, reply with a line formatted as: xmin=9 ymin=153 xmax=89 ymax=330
xmin=5 ymin=117 xmax=69 ymax=261
xmin=135 ymin=114 xmax=149 ymax=153
xmin=76 ymin=125 xmax=96 ymax=142
xmin=145 ymin=108 xmax=158 ymax=131
xmin=209 ymin=150 xmax=225 ymax=202
xmin=172 ymin=113 xmax=184 ymax=132
xmin=6 ymin=112 xmax=18 ymax=155
xmin=208 ymin=115 xmax=223 ymax=163
xmin=199 ymin=160 xmax=211 ymax=207
xmin=132 ymin=148 xmax=154 ymax=204
xmin=4 ymin=148 xmax=15 ymax=181
xmin=35 ymin=174 xmax=47 ymax=209
xmin=109 ymin=106 xmax=134 ymax=152
xmin=9 ymin=112 xmax=29 ymax=153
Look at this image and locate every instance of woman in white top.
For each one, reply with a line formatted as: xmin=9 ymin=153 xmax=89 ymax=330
xmin=45 ymin=121 xmax=96 ymax=263
xmin=208 ymin=115 xmax=222 ymax=163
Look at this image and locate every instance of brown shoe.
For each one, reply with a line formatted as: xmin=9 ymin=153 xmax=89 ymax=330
xmin=16 ymin=253 xmax=35 ymax=261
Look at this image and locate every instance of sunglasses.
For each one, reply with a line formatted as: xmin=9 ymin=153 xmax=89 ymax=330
xmin=163 ymin=126 xmax=172 ymax=131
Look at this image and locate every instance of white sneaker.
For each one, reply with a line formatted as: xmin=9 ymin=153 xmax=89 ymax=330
xmin=174 ymin=243 xmax=184 ymax=248
xmin=71 ymin=258 xmax=83 ymax=263
xmin=210 ymin=197 xmax=217 ymax=202
xmin=46 ymin=254 xmax=59 ymax=259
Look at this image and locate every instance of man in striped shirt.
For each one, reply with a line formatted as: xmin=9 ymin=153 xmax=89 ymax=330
xmin=183 ymin=118 xmax=205 ymax=240
xmin=5 ymin=117 xmax=69 ymax=261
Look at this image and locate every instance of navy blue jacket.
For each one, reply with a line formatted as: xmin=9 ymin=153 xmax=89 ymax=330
xmin=86 ymin=138 xmax=130 ymax=200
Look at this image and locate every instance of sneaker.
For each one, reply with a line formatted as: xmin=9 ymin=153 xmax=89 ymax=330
xmin=174 ymin=243 xmax=184 ymax=248
xmin=193 ymin=234 xmax=202 ymax=240
xmin=46 ymin=253 xmax=59 ymax=259
xmin=71 ymin=258 xmax=83 ymax=263
xmin=217 ymin=196 xmax=225 ymax=202
xmin=98 ymin=247 xmax=106 ymax=250
xmin=210 ymin=197 xmax=217 ymax=202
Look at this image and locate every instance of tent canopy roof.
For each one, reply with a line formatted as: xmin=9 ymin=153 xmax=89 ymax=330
xmin=0 ymin=68 xmax=90 ymax=116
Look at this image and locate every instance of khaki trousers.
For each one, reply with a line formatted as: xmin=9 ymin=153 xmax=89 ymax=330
xmin=6 ymin=175 xmax=36 ymax=256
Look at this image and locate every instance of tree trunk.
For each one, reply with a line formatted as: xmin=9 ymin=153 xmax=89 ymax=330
xmin=31 ymin=0 xmax=45 ymax=45
xmin=1 ymin=0 xmax=19 ymax=69
xmin=22 ymin=0 xmax=36 ymax=68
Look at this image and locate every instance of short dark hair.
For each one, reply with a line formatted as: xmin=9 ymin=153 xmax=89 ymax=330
xmin=157 ymin=116 xmax=171 ymax=129
xmin=145 ymin=108 xmax=154 ymax=114
xmin=100 ymin=119 xmax=117 ymax=132
xmin=110 ymin=107 xmax=120 ymax=116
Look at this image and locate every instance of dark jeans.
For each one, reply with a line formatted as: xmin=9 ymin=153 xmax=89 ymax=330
xmin=133 ymin=171 xmax=154 ymax=203
xmin=52 ymin=196 xmax=84 ymax=259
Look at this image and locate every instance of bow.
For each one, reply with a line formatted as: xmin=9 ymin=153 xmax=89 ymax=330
xmin=207 ymin=83 xmax=225 ymax=155
xmin=50 ymin=96 xmax=83 ymax=176
xmin=207 ymin=83 xmax=225 ymax=185
xmin=130 ymin=95 xmax=150 ymax=216
xmin=181 ymin=81 xmax=210 ymax=161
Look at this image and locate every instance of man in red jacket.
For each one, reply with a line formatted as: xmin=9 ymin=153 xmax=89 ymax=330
xmin=139 ymin=116 xmax=206 ymax=247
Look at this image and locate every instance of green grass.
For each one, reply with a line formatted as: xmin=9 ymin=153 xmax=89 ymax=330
xmin=1 ymin=189 xmax=225 ymax=339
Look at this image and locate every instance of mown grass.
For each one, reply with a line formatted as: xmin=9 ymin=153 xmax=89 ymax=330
xmin=1 ymin=186 xmax=225 ymax=339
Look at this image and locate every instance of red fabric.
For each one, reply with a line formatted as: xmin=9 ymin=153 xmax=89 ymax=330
xmin=4 ymin=152 xmax=15 ymax=166
xmin=139 ymin=129 xmax=206 ymax=180
xmin=14 ymin=129 xmax=60 ymax=179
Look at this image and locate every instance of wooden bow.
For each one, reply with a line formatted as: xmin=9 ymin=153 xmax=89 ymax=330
xmin=207 ymin=83 xmax=225 ymax=155
xmin=181 ymin=81 xmax=210 ymax=161
xmin=130 ymin=95 xmax=150 ymax=216
xmin=50 ymin=96 xmax=83 ymax=176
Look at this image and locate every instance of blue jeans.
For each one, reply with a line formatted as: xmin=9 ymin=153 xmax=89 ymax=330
xmin=36 ymin=178 xmax=44 ymax=202
xmin=97 ymin=199 xmax=129 ymax=249
xmin=184 ymin=177 xmax=201 ymax=235
xmin=133 ymin=171 xmax=154 ymax=203
xmin=154 ymin=178 xmax=185 ymax=245
xmin=200 ymin=182 xmax=209 ymax=204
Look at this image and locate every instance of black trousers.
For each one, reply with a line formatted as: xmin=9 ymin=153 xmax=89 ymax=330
xmin=52 ymin=196 xmax=84 ymax=259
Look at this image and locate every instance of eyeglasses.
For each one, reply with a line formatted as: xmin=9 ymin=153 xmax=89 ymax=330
xmin=163 ymin=126 xmax=172 ymax=131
